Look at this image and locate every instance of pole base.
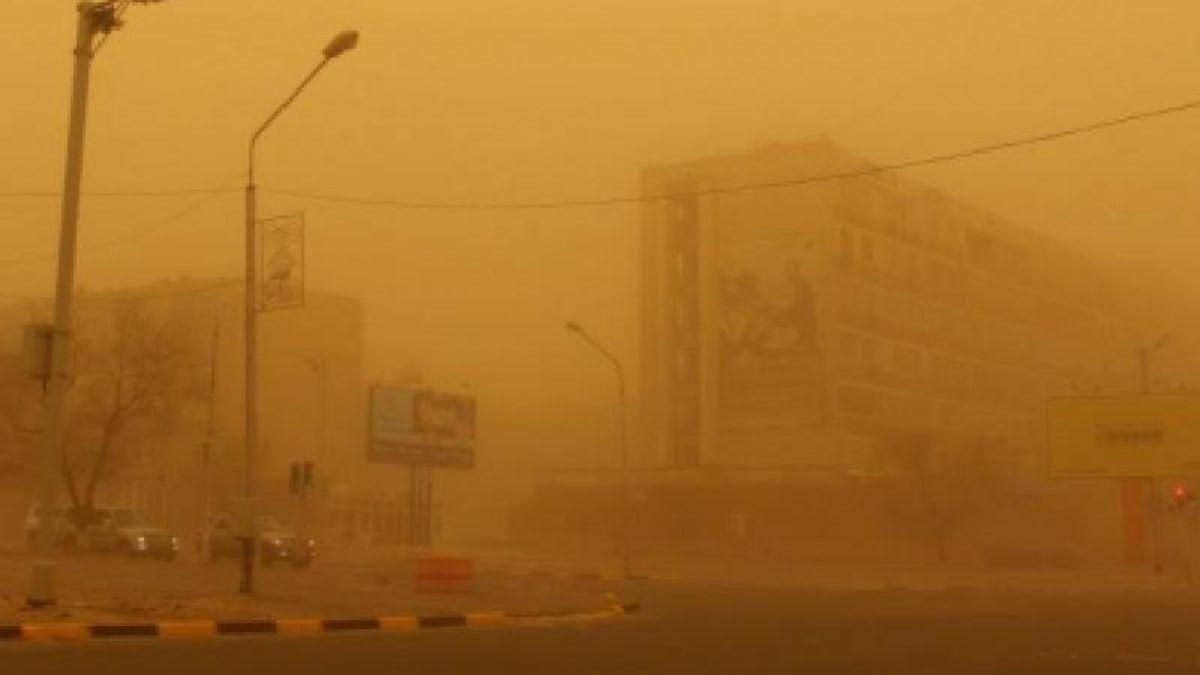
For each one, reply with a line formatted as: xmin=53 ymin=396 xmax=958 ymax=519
xmin=238 ymin=538 xmax=255 ymax=595
xmin=27 ymin=560 xmax=56 ymax=608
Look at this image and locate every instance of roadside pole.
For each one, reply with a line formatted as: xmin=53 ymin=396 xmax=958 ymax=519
xmin=29 ymin=2 xmax=111 ymax=608
xmin=240 ymin=172 xmax=258 ymax=594
xmin=241 ymin=29 xmax=358 ymax=594
xmin=201 ymin=319 xmax=219 ymax=562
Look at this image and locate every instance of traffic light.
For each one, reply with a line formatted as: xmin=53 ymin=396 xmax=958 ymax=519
xmin=1170 ymin=483 xmax=1193 ymax=510
xmin=289 ymin=463 xmax=302 ymax=496
xmin=289 ymin=461 xmax=315 ymax=496
xmin=302 ymin=461 xmax=315 ymax=492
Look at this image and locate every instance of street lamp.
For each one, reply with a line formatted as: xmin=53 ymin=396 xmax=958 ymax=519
xmin=29 ymin=0 xmax=163 ymax=609
xmin=565 ymin=321 xmax=632 ymax=580
xmin=241 ymin=29 xmax=358 ymax=594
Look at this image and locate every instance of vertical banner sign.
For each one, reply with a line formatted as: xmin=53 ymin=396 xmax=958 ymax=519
xmin=259 ymin=213 xmax=305 ymax=311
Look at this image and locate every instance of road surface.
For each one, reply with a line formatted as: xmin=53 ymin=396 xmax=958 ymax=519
xmin=5 ymin=582 xmax=1200 ymax=673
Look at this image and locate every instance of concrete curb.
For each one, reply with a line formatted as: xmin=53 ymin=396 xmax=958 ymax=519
xmin=0 ymin=602 xmax=640 ymax=644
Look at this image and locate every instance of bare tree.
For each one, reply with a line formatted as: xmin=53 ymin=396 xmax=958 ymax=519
xmin=0 ymin=361 xmax=31 ymax=478
xmin=60 ymin=301 xmax=200 ymax=517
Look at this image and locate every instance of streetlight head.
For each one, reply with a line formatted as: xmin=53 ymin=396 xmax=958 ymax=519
xmin=566 ymin=321 xmax=583 ymax=334
xmin=323 ymin=30 xmax=359 ymax=59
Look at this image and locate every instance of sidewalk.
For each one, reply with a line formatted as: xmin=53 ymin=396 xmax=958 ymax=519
xmin=384 ymin=544 xmax=1187 ymax=595
xmin=0 ymin=547 xmax=623 ymax=625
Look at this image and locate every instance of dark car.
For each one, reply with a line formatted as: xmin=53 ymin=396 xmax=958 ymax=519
xmin=25 ymin=504 xmax=178 ymax=559
xmin=205 ymin=513 xmax=314 ymax=567
xmin=76 ymin=507 xmax=179 ymax=560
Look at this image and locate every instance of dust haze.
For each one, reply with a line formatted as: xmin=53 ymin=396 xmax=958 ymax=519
xmin=2 ymin=0 xmax=1200 ymax=640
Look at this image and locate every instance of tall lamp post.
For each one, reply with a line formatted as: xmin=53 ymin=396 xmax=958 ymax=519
xmin=30 ymin=0 xmax=163 ymax=609
xmin=566 ymin=321 xmax=632 ymax=580
xmin=241 ymin=29 xmax=358 ymax=594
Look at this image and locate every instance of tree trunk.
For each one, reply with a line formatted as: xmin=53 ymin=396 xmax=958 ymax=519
xmin=60 ymin=452 xmax=81 ymax=509
xmin=83 ymin=412 xmax=121 ymax=511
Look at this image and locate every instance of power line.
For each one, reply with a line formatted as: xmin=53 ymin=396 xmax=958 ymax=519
xmin=90 ymin=279 xmax=242 ymax=302
xmin=0 ymin=279 xmax=241 ymax=304
xmin=0 ymin=189 xmax=230 ymax=267
xmin=260 ymin=97 xmax=1200 ymax=210
xmin=4 ymin=98 xmax=1197 ymax=207
xmin=0 ymin=186 xmax=237 ymax=199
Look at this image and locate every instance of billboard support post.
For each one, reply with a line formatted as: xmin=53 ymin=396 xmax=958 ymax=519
xmin=368 ymin=386 xmax=475 ymax=547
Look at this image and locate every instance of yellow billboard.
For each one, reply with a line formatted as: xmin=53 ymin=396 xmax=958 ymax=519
xmin=1047 ymin=394 xmax=1200 ymax=477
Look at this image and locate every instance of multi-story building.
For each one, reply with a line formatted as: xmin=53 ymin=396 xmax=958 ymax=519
xmin=514 ymin=137 xmax=1198 ymax=565
xmin=0 ymin=279 xmax=410 ymax=545
xmin=640 ymin=137 xmax=1164 ymax=478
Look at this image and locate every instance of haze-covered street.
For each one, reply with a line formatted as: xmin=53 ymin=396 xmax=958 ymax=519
xmin=9 ymin=582 xmax=1200 ymax=675
xmin=8 ymin=1 xmax=1200 ymax=672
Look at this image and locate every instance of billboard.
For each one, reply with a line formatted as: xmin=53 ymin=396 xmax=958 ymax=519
xmin=716 ymin=214 xmax=827 ymax=433
xmin=1046 ymin=394 xmax=1200 ymax=477
xmin=369 ymin=387 xmax=476 ymax=468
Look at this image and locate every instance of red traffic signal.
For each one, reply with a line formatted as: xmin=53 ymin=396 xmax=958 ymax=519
xmin=1170 ymin=483 xmax=1192 ymax=509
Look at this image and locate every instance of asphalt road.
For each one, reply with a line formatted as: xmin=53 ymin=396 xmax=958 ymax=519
xmin=6 ymin=583 xmax=1200 ymax=674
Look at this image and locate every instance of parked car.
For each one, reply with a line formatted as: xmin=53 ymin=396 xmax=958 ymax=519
xmin=88 ymin=507 xmax=180 ymax=560
xmin=23 ymin=503 xmax=178 ymax=560
xmin=205 ymin=513 xmax=314 ymax=567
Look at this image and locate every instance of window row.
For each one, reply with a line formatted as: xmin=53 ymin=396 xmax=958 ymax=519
xmin=837 ymin=331 xmax=1042 ymax=412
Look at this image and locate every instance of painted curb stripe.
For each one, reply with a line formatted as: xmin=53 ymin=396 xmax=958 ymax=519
xmin=465 ymin=612 xmax=506 ymax=627
xmin=275 ymin=619 xmax=322 ymax=635
xmin=21 ymin=623 xmax=90 ymax=642
xmin=418 ymin=615 xmax=466 ymax=629
xmin=158 ymin=621 xmax=217 ymax=639
xmin=215 ymin=619 xmax=277 ymax=635
xmin=0 ymin=604 xmax=634 ymax=643
xmin=379 ymin=616 xmax=419 ymax=632
xmin=567 ymin=611 xmax=618 ymax=621
xmin=505 ymin=609 xmax=575 ymax=619
xmin=90 ymin=623 xmax=158 ymax=639
xmin=322 ymin=617 xmax=380 ymax=632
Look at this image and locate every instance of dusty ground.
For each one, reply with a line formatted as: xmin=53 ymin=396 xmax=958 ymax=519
xmin=0 ymin=546 xmax=620 ymax=624
xmin=10 ymin=583 xmax=1200 ymax=675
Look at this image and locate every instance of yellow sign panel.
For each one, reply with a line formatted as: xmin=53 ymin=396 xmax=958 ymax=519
xmin=1047 ymin=394 xmax=1200 ymax=477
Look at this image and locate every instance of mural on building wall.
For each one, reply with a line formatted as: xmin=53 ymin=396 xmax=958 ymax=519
xmin=718 ymin=234 xmax=827 ymax=429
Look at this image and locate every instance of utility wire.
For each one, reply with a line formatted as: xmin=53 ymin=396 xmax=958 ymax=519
xmin=0 ymin=188 xmax=230 ymax=267
xmin=1 ymin=97 xmax=1197 ymax=301
xmin=0 ymin=279 xmax=241 ymax=304
xmin=0 ymin=186 xmax=238 ymax=199
xmin=259 ymin=97 xmax=1200 ymax=210
xmin=2 ymin=98 xmax=1197 ymax=205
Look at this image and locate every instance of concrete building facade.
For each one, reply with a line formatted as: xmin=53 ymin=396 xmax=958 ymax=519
xmin=513 ymin=138 xmax=1200 ymax=567
xmin=639 ymin=137 xmax=1161 ymax=478
xmin=0 ymin=279 xmax=412 ymax=546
